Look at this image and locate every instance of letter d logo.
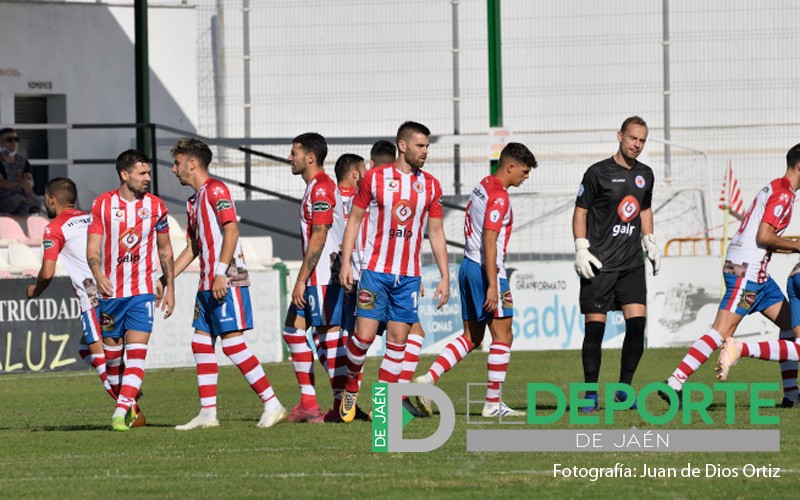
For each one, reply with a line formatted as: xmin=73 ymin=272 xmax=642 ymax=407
xmin=372 ymin=383 xmax=456 ymax=452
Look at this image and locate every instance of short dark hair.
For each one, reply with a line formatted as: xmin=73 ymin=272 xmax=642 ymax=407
xmin=116 ymin=149 xmax=150 ymax=177
xmin=620 ymin=116 xmax=647 ymax=133
xmin=500 ymin=142 xmax=537 ymax=169
xmin=292 ymin=132 xmax=327 ymax=165
xmin=397 ymin=121 xmax=431 ymax=145
xmin=370 ymin=140 xmax=396 ymax=167
xmin=45 ymin=177 xmax=77 ymax=206
xmin=0 ymin=127 xmax=15 ymax=137
xmin=787 ymin=143 xmax=800 ymax=169
xmin=334 ymin=153 xmax=364 ymax=182
xmin=171 ymin=137 xmax=213 ymax=168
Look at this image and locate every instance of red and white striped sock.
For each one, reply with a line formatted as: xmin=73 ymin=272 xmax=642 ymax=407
xmin=777 ymin=330 xmax=799 ymax=400
xmin=222 ymin=336 xmax=278 ymax=407
xmin=80 ymin=345 xmax=114 ymax=399
xmin=191 ymin=333 xmax=218 ymax=412
xmin=283 ymin=326 xmax=317 ymax=407
xmin=345 ymin=333 xmax=373 ymax=393
xmin=669 ymin=328 xmax=722 ymax=387
xmin=398 ymin=333 xmax=424 ymax=383
xmin=313 ymin=330 xmax=328 ymax=367
xmin=428 ymin=335 xmax=474 ymax=383
xmin=103 ymin=343 xmax=124 ymax=398
xmin=741 ymin=339 xmax=800 ymax=361
xmin=113 ymin=343 xmax=148 ymax=417
xmin=319 ymin=328 xmax=348 ymax=401
xmin=378 ymin=341 xmax=406 ymax=383
xmin=486 ymin=342 xmax=511 ymax=404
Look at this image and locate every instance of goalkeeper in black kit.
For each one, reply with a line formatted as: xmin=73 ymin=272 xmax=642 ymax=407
xmin=571 ymin=115 xmax=660 ymax=413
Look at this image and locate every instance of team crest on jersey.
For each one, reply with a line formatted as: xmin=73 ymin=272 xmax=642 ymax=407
xmin=412 ymin=180 xmax=425 ymax=193
xmin=119 ymin=227 xmax=142 ymax=250
xmin=137 ymin=207 xmax=151 ymax=220
xmin=44 ymin=227 xmax=51 ymax=235
xmin=387 ymin=179 xmax=400 ymax=192
xmin=100 ymin=313 xmax=115 ymax=332
xmin=315 ymin=187 xmax=328 ymax=197
xmin=617 ymin=195 xmax=640 ymax=222
xmin=493 ymin=197 xmax=505 ymax=207
xmin=577 ymin=184 xmax=585 ymax=197
xmin=212 ymin=185 xmax=226 ymax=197
xmin=635 ymin=175 xmax=646 ymax=188
xmin=392 ymin=199 xmax=415 ymax=225
xmin=357 ymin=289 xmax=376 ymax=309
xmin=215 ymin=199 xmax=233 ymax=211
xmin=738 ymin=291 xmax=756 ymax=310
xmin=774 ymin=205 xmax=784 ymax=218
xmin=112 ymin=208 xmax=125 ymax=222
xmin=501 ymin=290 xmax=514 ymax=309
xmin=43 ymin=239 xmax=55 ymax=250
xmin=193 ymin=302 xmax=200 ymax=321
xmin=489 ymin=209 xmax=501 ymax=223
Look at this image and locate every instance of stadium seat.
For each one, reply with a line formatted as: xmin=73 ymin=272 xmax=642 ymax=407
xmin=7 ymin=243 xmax=40 ymax=276
xmin=26 ymin=215 xmax=50 ymax=245
xmin=0 ymin=216 xmax=33 ymax=246
xmin=167 ymin=214 xmax=185 ymax=238
xmin=240 ymin=237 xmax=270 ymax=271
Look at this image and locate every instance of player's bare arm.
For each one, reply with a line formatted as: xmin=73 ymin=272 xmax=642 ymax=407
xmin=86 ymin=232 xmax=113 ymax=297
xmin=27 ymin=259 xmax=57 ymax=299
xmin=339 ymin=204 xmax=365 ymax=291
xmin=156 ymin=231 xmax=175 ymax=318
xmin=211 ymin=220 xmax=239 ymax=301
xmin=293 ymin=223 xmax=329 ymax=308
xmin=427 ymin=216 xmax=450 ymax=309
xmin=756 ymin=221 xmax=800 ymax=253
xmin=483 ymin=228 xmax=500 ymax=313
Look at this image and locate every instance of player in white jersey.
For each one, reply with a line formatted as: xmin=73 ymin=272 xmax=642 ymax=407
xmin=87 ymin=149 xmax=175 ymax=432
xmin=663 ymin=143 xmax=800 ymax=409
xmin=25 ymin=178 xmax=142 ymax=422
xmin=414 ymin=143 xmax=537 ymax=418
xmin=282 ymin=132 xmax=348 ymax=423
xmin=338 ymin=121 xmax=451 ymax=423
xmin=169 ymin=137 xmax=287 ymax=430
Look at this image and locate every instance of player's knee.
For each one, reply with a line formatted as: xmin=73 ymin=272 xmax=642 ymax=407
xmin=625 ymin=316 xmax=646 ymax=339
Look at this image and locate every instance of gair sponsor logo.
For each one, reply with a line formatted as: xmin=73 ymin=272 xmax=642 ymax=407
xmin=617 ymin=195 xmax=640 ymax=222
xmin=392 ymin=200 xmax=414 ymax=225
xmin=119 ymin=228 xmax=142 ymax=251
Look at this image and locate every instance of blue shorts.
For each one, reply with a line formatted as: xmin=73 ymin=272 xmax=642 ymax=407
xmin=719 ymin=273 xmax=784 ymax=316
xmin=356 ymin=270 xmax=421 ymax=324
xmin=99 ymin=294 xmax=155 ymax=339
xmin=290 ymin=284 xmax=344 ymax=327
xmin=343 ymin=288 xmax=386 ymax=336
xmin=787 ymin=274 xmax=800 ymax=329
xmin=193 ymin=287 xmax=253 ymax=335
xmin=80 ymin=307 xmax=102 ymax=344
xmin=459 ymin=258 xmax=513 ymax=322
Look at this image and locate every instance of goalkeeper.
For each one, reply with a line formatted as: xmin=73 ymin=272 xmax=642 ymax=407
xmin=571 ymin=115 xmax=659 ymax=413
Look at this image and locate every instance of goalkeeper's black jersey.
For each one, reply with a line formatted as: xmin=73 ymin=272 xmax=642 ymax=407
xmin=575 ymin=157 xmax=654 ymax=272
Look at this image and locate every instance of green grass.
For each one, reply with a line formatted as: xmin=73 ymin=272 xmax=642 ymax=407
xmin=0 ymin=347 xmax=797 ymax=498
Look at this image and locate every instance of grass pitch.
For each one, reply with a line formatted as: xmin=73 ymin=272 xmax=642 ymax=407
xmin=0 ymin=347 xmax=797 ymax=498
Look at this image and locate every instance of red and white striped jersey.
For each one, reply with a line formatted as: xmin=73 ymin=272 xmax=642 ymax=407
xmin=726 ymin=176 xmax=795 ymax=283
xmin=338 ymin=184 xmax=368 ymax=280
xmin=300 ymin=171 xmax=345 ymax=286
xmin=187 ymin=178 xmax=249 ymax=291
xmin=464 ymin=176 xmax=513 ymax=279
xmin=42 ymin=208 xmax=97 ymax=311
xmin=353 ymin=164 xmax=444 ymax=277
xmin=88 ymin=190 xmax=169 ymax=298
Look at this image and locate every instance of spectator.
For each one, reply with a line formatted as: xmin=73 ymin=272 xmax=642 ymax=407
xmin=0 ymin=128 xmax=42 ymax=215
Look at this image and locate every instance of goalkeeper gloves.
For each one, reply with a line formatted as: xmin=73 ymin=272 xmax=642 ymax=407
xmin=574 ymin=238 xmax=603 ymax=279
xmin=642 ymin=233 xmax=661 ymax=275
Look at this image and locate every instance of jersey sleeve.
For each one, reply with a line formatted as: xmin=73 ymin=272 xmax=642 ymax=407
xmin=41 ymin=223 xmax=64 ymax=261
xmin=154 ymin=198 xmax=170 ymax=234
xmin=575 ymin=168 xmax=598 ymax=209
xmin=428 ymin=176 xmax=444 ymax=219
xmin=311 ymin=180 xmax=336 ymax=225
xmin=641 ymin=169 xmax=655 ymax=210
xmin=483 ymin=192 xmax=510 ymax=232
xmin=185 ymin=199 xmax=196 ymax=241
xmin=353 ymin=171 xmax=373 ymax=210
xmin=762 ymin=189 xmax=793 ymax=228
xmin=87 ymin=197 xmax=104 ymax=235
xmin=206 ymin=180 xmax=237 ymax=226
